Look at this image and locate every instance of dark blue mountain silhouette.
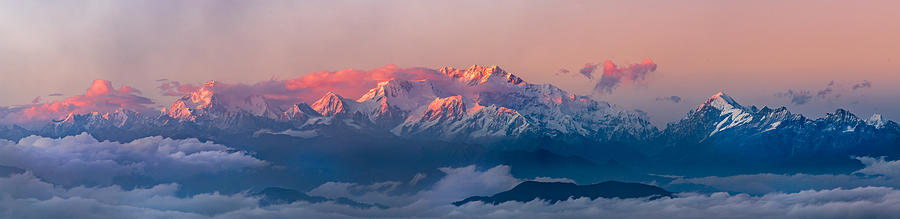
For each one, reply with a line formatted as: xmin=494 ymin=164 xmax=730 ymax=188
xmin=453 ymin=180 xmax=671 ymax=206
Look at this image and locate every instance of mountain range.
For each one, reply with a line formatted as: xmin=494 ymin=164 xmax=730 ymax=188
xmin=1 ymin=65 xmax=897 ymax=174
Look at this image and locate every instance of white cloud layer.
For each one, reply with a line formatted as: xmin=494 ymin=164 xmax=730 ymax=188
xmin=2 ymin=144 xmax=900 ymax=218
xmin=670 ymin=157 xmax=900 ymax=194
xmin=0 ymin=133 xmax=266 ymax=186
xmin=854 ymin=156 xmax=900 ymax=178
xmin=3 ymin=170 xmax=900 ymax=219
xmin=309 ymin=165 xmax=521 ymax=207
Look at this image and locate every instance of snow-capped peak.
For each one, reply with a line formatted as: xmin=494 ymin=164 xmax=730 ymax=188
xmin=438 ymin=65 xmax=524 ymax=86
xmin=191 ymin=81 xmax=218 ymax=107
xmin=421 ymin=95 xmax=467 ymax=121
xmin=698 ymin=92 xmax=744 ymax=112
xmin=356 ymin=80 xmax=438 ymax=112
xmin=281 ymin=103 xmax=319 ymax=121
xmin=167 ymin=81 xmax=219 ymax=120
xmin=697 ymin=92 xmax=754 ymax=136
xmin=311 ymin=92 xmax=347 ymax=116
xmin=867 ymin=113 xmax=886 ymax=129
xmin=167 ymin=80 xmax=281 ymax=120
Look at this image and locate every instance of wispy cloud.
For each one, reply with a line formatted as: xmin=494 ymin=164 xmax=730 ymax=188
xmin=775 ymin=89 xmax=813 ymax=105
xmin=578 ymin=63 xmax=599 ymax=79
xmin=157 ymin=81 xmax=200 ymax=97
xmin=776 ymin=80 xmax=872 ymax=105
xmin=852 ymin=80 xmax=872 ymax=90
xmin=655 ymin=96 xmax=682 ymax=103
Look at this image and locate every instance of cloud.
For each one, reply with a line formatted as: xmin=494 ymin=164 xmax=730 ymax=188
xmin=157 ymin=81 xmax=201 ymax=97
xmin=817 ymin=81 xmax=835 ymax=98
xmin=0 ymin=172 xmax=256 ymax=218
xmin=409 ymin=173 xmax=427 ymax=186
xmin=419 ymin=165 xmax=521 ymax=204
xmin=774 ymin=89 xmax=813 ymax=105
xmin=31 ymin=96 xmax=40 ymax=104
xmin=852 ymin=80 xmax=872 ymax=90
xmin=670 ymin=156 xmax=900 ymax=195
xmin=594 ymin=60 xmax=657 ymax=94
xmin=6 ymin=173 xmax=900 ymax=219
xmin=284 ymin=64 xmax=446 ymax=103
xmin=555 ymin=68 xmax=570 ymax=75
xmin=3 ymin=79 xmax=155 ymax=124
xmin=655 ymin=96 xmax=682 ymax=103
xmin=671 ymin=173 xmax=898 ymax=195
xmin=777 ymin=80 xmax=873 ymax=105
xmin=158 ymin=65 xmax=447 ymax=109
xmin=0 ymin=133 xmax=266 ymax=186
xmin=309 ymin=165 xmax=521 ymax=207
xmin=3 ymin=163 xmax=900 ymax=218
xmin=577 ymin=63 xmax=598 ymax=79
xmin=445 ymin=187 xmax=900 ymax=219
xmin=47 ymin=93 xmax=64 ymax=97
xmin=853 ymin=156 xmax=900 ymax=178
xmin=529 ymin=177 xmax=576 ymax=183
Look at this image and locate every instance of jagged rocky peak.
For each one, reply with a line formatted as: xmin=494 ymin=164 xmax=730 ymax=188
xmin=190 ymin=80 xmax=218 ymax=106
xmin=868 ymin=114 xmax=887 ymax=128
xmin=282 ymin=103 xmax=320 ymax=120
xmin=359 ymin=80 xmax=416 ymax=101
xmin=51 ymin=108 xmax=144 ymax=129
xmin=697 ymin=92 xmax=744 ymax=112
xmin=421 ymin=96 xmax=467 ymax=120
xmin=825 ymin=109 xmax=859 ymax=121
xmin=168 ymin=80 xmax=219 ymax=120
xmin=311 ymin=92 xmax=347 ymax=116
xmin=168 ymin=80 xmax=282 ymax=120
xmin=357 ymin=79 xmax=438 ymax=113
xmin=687 ymin=92 xmax=755 ymax=136
xmin=438 ymin=65 xmax=524 ymax=85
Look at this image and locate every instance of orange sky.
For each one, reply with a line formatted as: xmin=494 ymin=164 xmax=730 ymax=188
xmin=1 ymin=0 xmax=898 ymax=125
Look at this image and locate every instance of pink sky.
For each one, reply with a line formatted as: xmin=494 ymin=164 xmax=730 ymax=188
xmin=1 ymin=0 xmax=898 ymax=125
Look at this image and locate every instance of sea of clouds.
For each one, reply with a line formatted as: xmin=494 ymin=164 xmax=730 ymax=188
xmin=1 ymin=134 xmax=899 ymax=218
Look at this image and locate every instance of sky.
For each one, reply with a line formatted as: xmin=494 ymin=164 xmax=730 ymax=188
xmin=1 ymin=0 xmax=898 ymax=125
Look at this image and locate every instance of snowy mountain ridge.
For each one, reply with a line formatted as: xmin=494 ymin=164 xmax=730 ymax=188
xmin=8 ymin=65 xmax=897 ymax=161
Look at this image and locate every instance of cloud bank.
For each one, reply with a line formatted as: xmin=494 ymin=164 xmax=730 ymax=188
xmin=2 ymin=80 xmax=155 ymax=124
xmin=0 ymin=155 xmax=899 ymax=218
xmin=0 ymin=172 xmax=257 ymax=218
xmin=669 ymin=157 xmax=900 ymax=195
xmin=157 ymin=65 xmax=447 ymax=110
xmin=2 ymin=167 xmax=900 ymax=219
xmin=0 ymin=133 xmax=266 ymax=186
xmin=283 ymin=64 xmax=446 ymax=102
xmin=854 ymin=156 xmax=900 ymax=178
